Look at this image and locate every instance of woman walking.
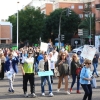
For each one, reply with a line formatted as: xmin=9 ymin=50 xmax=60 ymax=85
xmin=80 ymin=59 xmax=92 ymax=100
xmin=56 ymin=52 xmax=70 ymax=94
xmin=70 ymin=53 xmax=81 ymax=94
xmin=0 ymin=53 xmax=6 ymax=80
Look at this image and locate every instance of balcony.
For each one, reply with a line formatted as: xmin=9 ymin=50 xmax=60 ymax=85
xmin=95 ymin=4 xmax=100 ymax=10
xmin=95 ymin=17 xmax=100 ymax=22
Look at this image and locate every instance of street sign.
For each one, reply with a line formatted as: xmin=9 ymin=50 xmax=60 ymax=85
xmin=61 ymin=35 xmax=65 ymax=41
xmin=78 ymin=29 xmax=83 ymax=35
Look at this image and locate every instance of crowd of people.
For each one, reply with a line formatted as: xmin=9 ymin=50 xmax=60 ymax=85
xmin=0 ymin=45 xmax=99 ymax=100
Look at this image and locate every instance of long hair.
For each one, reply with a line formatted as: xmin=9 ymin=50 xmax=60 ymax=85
xmin=72 ymin=53 xmax=79 ymax=62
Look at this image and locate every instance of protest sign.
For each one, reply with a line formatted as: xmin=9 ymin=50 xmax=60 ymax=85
xmin=81 ymin=45 xmax=96 ymax=61
xmin=40 ymin=42 xmax=48 ymax=52
xmin=38 ymin=71 xmax=53 ymax=77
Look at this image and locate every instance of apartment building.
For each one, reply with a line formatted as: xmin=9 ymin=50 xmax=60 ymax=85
xmin=95 ymin=0 xmax=100 ymax=50
xmin=0 ymin=22 xmax=12 ymax=44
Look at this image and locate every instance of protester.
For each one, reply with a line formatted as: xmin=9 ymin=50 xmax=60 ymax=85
xmin=4 ymin=53 xmax=19 ymax=93
xmin=80 ymin=59 xmax=92 ymax=100
xmin=0 ymin=53 xmax=6 ymax=79
xmin=70 ymin=53 xmax=81 ymax=94
xmin=56 ymin=52 xmax=70 ymax=94
xmin=21 ymin=50 xmax=37 ymax=98
xmin=48 ymin=52 xmax=55 ymax=83
xmin=92 ymin=53 xmax=99 ymax=77
xmin=38 ymin=53 xmax=54 ymax=97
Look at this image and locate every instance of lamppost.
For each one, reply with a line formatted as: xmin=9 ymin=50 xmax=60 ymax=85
xmin=58 ymin=8 xmax=71 ymax=50
xmin=17 ymin=1 xmax=19 ymax=50
xmin=89 ymin=12 xmax=91 ymax=45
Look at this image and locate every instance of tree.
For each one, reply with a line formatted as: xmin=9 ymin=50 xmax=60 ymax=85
xmin=7 ymin=6 xmax=45 ymax=44
xmin=78 ymin=16 xmax=95 ymax=45
xmin=78 ymin=16 xmax=95 ymax=33
xmin=42 ymin=8 xmax=81 ymax=43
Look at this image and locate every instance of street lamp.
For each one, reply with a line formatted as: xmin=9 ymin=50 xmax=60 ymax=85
xmin=58 ymin=8 xmax=71 ymax=50
xmin=17 ymin=1 xmax=19 ymax=50
xmin=89 ymin=12 xmax=91 ymax=45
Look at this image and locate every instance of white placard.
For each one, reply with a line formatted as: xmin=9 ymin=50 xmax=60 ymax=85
xmin=81 ymin=45 xmax=96 ymax=61
xmin=40 ymin=42 xmax=48 ymax=52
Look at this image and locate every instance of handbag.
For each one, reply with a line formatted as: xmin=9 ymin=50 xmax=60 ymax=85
xmin=76 ymin=67 xmax=81 ymax=76
xmin=59 ymin=63 xmax=69 ymax=76
xmin=91 ymin=77 xmax=97 ymax=88
xmin=54 ymin=67 xmax=60 ymax=77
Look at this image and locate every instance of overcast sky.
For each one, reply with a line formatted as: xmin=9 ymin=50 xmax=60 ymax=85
xmin=0 ymin=0 xmax=32 ymax=20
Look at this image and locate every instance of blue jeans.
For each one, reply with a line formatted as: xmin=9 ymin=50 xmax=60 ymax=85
xmin=35 ymin=62 xmax=39 ymax=73
xmin=92 ymin=63 xmax=98 ymax=76
xmin=81 ymin=84 xmax=92 ymax=100
xmin=71 ymin=74 xmax=80 ymax=90
xmin=41 ymin=76 xmax=52 ymax=93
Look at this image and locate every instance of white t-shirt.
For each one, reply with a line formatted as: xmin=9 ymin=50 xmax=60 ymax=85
xmin=49 ymin=56 xmax=55 ymax=69
xmin=9 ymin=60 xmax=14 ymax=74
xmin=53 ymin=51 xmax=58 ymax=62
xmin=22 ymin=57 xmax=34 ymax=64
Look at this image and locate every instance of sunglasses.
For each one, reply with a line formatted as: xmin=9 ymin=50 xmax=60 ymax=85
xmin=88 ymin=63 xmax=91 ymax=65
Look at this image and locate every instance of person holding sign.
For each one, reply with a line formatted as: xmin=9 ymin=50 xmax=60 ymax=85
xmin=21 ymin=50 xmax=37 ymax=98
xmin=38 ymin=53 xmax=54 ymax=97
xmin=4 ymin=53 xmax=19 ymax=93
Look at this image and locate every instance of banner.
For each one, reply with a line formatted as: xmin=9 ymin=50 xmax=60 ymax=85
xmin=40 ymin=42 xmax=48 ymax=52
xmin=12 ymin=46 xmax=17 ymax=50
xmin=38 ymin=71 xmax=53 ymax=77
xmin=81 ymin=45 xmax=96 ymax=61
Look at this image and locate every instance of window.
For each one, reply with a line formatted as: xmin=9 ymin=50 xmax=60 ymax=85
xmin=78 ymin=6 xmax=83 ymax=9
xmin=84 ymin=14 xmax=88 ymax=17
xmin=71 ymin=5 xmax=74 ymax=9
xmin=79 ymin=14 xmax=83 ymax=18
xmin=1 ymin=40 xmax=6 ymax=43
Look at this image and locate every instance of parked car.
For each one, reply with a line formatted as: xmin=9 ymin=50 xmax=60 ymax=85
xmin=72 ymin=45 xmax=96 ymax=54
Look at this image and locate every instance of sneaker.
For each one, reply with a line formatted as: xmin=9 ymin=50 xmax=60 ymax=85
xmin=12 ymin=89 xmax=14 ymax=93
xmin=24 ymin=92 xmax=28 ymax=97
xmin=66 ymin=91 xmax=70 ymax=95
xmin=70 ymin=88 xmax=72 ymax=93
xmin=57 ymin=89 xmax=60 ymax=92
xmin=97 ymin=75 xmax=99 ymax=77
xmin=49 ymin=92 xmax=54 ymax=97
xmin=42 ymin=93 xmax=45 ymax=96
xmin=77 ymin=90 xmax=81 ymax=94
xmin=30 ymin=93 xmax=37 ymax=98
xmin=8 ymin=89 xmax=12 ymax=93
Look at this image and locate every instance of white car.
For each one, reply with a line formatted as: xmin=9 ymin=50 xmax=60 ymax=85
xmin=72 ymin=45 xmax=96 ymax=54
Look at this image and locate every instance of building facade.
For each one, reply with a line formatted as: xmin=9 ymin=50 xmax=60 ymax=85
xmin=95 ymin=0 xmax=100 ymax=51
xmin=0 ymin=22 xmax=12 ymax=44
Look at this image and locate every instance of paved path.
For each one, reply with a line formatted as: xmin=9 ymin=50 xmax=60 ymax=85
xmin=0 ymin=65 xmax=100 ymax=100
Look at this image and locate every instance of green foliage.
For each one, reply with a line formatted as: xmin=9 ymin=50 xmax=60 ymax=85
xmin=8 ymin=6 xmax=45 ymax=44
xmin=43 ymin=8 xmax=81 ymax=43
xmin=78 ymin=16 xmax=95 ymax=31
xmin=7 ymin=7 xmax=81 ymax=44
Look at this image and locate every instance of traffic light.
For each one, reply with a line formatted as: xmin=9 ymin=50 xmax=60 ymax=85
xmin=66 ymin=8 xmax=71 ymax=16
xmin=61 ymin=35 xmax=65 ymax=41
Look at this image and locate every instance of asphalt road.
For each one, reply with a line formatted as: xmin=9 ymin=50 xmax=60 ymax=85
xmin=0 ymin=63 xmax=100 ymax=100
